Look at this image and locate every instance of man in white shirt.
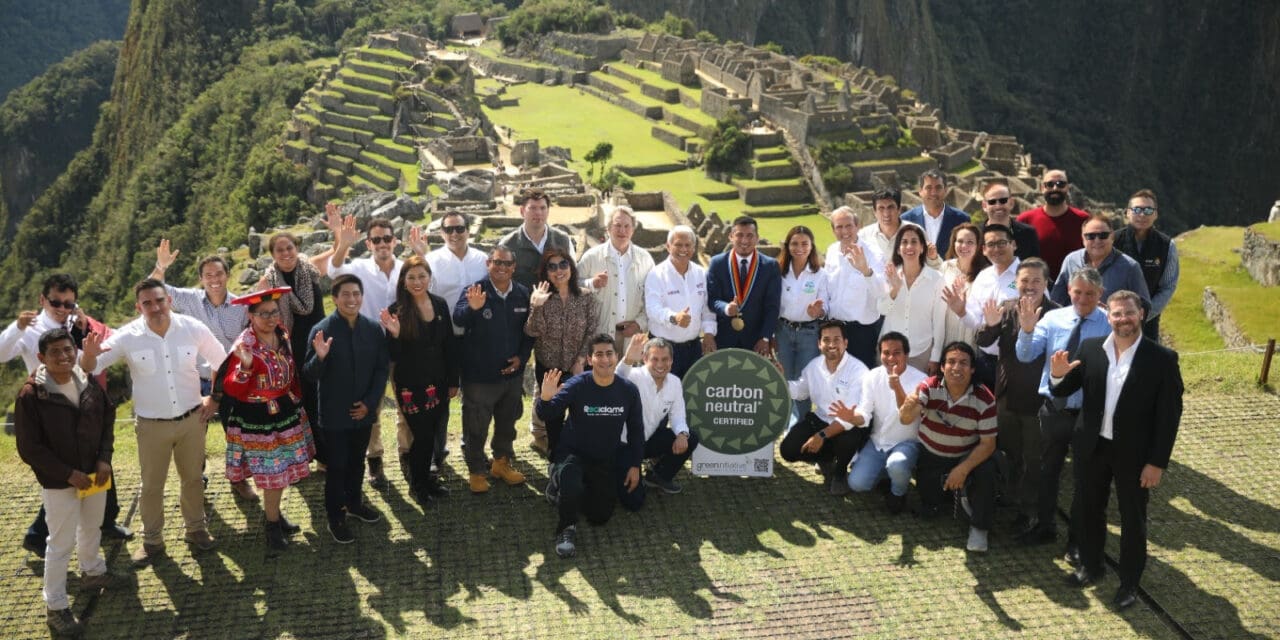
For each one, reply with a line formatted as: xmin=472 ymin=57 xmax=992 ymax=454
xmin=579 ymin=206 xmax=655 ymax=343
xmin=80 ymin=279 xmax=227 ymax=567
xmin=328 ymin=215 xmax=427 ymax=488
xmin=854 ymin=188 xmax=903 ymax=273
xmin=644 ymin=226 xmax=717 ymax=379
xmin=846 ymin=332 xmax=928 ymax=513
xmin=614 ymin=333 xmax=698 ymax=507
xmin=948 ymin=223 xmax=1021 ymax=388
xmin=823 ymin=207 xmax=883 ymax=369
xmin=778 ymin=321 xmax=871 ymax=496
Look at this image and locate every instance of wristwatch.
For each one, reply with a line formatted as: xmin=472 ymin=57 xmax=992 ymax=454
xmin=668 ymin=314 xmax=678 ymax=325
xmin=817 ymin=430 xmax=828 ymax=440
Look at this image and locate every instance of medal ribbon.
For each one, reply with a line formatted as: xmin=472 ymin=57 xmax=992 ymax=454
xmin=729 ymin=251 xmax=759 ymax=307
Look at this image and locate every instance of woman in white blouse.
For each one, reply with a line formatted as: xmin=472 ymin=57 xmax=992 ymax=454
xmin=775 ymin=226 xmax=829 ymax=420
xmin=938 ymin=222 xmax=989 ymax=349
xmin=879 ymin=224 xmax=945 ymax=375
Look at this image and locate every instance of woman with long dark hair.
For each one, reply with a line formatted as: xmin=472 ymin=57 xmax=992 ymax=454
xmin=939 ymin=222 xmax=989 ymax=348
xmin=879 ymin=224 xmax=946 ymax=375
xmin=776 ymin=225 xmax=828 ymax=421
xmin=525 ymin=247 xmax=598 ymax=456
xmin=379 ymin=256 xmax=458 ymax=508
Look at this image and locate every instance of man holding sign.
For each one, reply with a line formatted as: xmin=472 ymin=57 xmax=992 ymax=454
xmin=707 ymin=216 xmax=781 ymax=356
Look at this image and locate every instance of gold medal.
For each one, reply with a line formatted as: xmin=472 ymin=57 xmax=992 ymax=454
xmin=731 ymin=317 xmax=745 ymax=331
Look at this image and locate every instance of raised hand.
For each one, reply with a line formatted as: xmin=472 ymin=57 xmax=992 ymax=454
xmin=844 ymin=243 xmax=869 ymax=274
xmin=884 ymin=262 xmax=902 ymax=293
xmin=234 ymin=343 xmax=254 ymax=368
xmin=81 ymin=331 xmax=110 ymax=359
xmin=591 ymin=270 xmax=608 ymax=289
xmin=541 ymin=368 xmax=563 ymax=401
xmin=982 ymin=297 xmax=1003 ymax=328
xmin=940 ymin=283 xmax=967 ymax=315
xmin=805 ymin=298 xmax=825 ymax=319
xmin=311 ymin=330 xmax=332 ymax=360
xmin=625 ymin=332 xmax=646 ymax=363
xmin=155 ymin=238 xmax=180 ymax=272
xmin=673 ymin=306 xmax=692 ymax=328
xmin=1049 ymin=349 xmax=1081 ymax=378
xmin=16 ymin=309 xmax=37 ymax=330
xmin=529 ymin=281 xmax=552 ymax=308
xmin=926 ymin=243 xmax=939 ymax=262
xmin=407 ymin=223 xmax=429 ymax=256
xmin=465 ymin=283 xmax=487 ymax=311
xmin=829 ymin=399 xmax=859 ymax=426
xmin=324 ymin=202 xmax=343 ymax=232
xmin=379 ymin=308 xmax=400 ymax=337
xmin=1017 ymin=295 xmax=1041 ymax=334
xmin=335 ymin=214 xmax=360 ymax=247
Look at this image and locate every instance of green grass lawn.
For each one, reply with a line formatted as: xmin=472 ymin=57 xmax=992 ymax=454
xmin=480 ymin=82 xmax=684 ymax=173
xmin=1163 ymin=227 xmax=1280 ymax=353
xmin=1250 ymin=219 xmax=1280 ymax=238
xmin=628 ymin=169 xmax=739 ymax=215
xmin=757 ymin=213 xmax=835 ymax=249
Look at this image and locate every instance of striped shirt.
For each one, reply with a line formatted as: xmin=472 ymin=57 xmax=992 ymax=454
xmin=914 ymin=376 xmax=997 ymax=457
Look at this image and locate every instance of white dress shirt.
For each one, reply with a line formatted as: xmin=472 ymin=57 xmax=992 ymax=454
xmin=0 ymin=311 xmax=73 ymax=374
xmin=579 ymin=240 xmax=655 ymax=336
xmin=92 ymin=313 xmax=227 ymax=419
xmin=877 ymin=266 xmax=947 ymax=361
xmin=963 ymin=258 xmax=1021 ymax=354
xmin=854 ymin=365 xmax=927 ymax=451
xmin=854 ymin=224 xmax=897 ymax=274
xmin=330 ymin=256 xmax=402 ymax=322
xmin=427 ymin=245 xmax=489 ymax=334
xmin=1099 ymin=334 xmax=1138 ymax=440
xmin=615 ymin=362 xmax=689 ymax=443
xmin=787 ymin=352 xmax=869 ymax=429
xmin=780 ymin=267 xmax=829 ymax=323
xmin=645 ymin=259 xmax=717 ymax=343
xmin=823 ymin=241 xmax=884 ymax=324
xmin=921 ymin=208 xmax=944 ymax=246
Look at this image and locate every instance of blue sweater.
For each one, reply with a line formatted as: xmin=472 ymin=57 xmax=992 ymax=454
xmin=303 ymin=312 xmax=390 ymax=431
xmin=452 ymin=278 xmax=535 ymax=384
xmin=536 ymin=372 xmax=644 ymax=467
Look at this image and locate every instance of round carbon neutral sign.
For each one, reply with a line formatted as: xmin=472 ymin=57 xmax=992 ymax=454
xmin=683 ymin=348 xmax=789 ymax=477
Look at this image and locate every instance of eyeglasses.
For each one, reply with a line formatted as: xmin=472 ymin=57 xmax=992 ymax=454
xmin=369 ymin=235 xmax=395 ymax=245
xmin=983 ymin=240 xmax=1011 ymax=249
xmin=1128 ymin=206 xmax=1157 ymax=216
xmin=1084 ymin=231 xmax=1112 ymax=241
xmin=545 ymin=261 xmax=571 ymax=272
xmin=984 ymin=197 xmax=1010 ymax=205
xmin=45 ymin=299 xmax=77 ymax=309
xmin=490 ymin=259 xmax=515 ymax=268
xmin=441 ymin=225 xmax=468 ymax=235
xmin=1042 ymin=180 xmax=1068 ymax=189
xmin=252 ymin=310 xmax=282 ymax=319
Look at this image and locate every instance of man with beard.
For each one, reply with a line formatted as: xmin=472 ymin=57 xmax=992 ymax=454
xmin=1112 ymin=190 xmax=1179 ymax=341
xmin=900 ymin=169 xmax=971 ymax=268
xmin=846 ymin=332 xmax=928 ymax=512
xmin=823 ymin=207 xmax=883 ymax=368
xmin=975 ymin=258 xmax=1060 ymax=532
xmin=644 ymin=226 xmax=717 ymax=378
xmin=706 ymin=216 xmax=781 ymax=357
xmin=978 ymin=180 xmax=1039 ymax=260
xmin=1052 ymin=290 xmax=1182 ymax=609
xmin=1017 ymin=169 xmax=1090 ymax=279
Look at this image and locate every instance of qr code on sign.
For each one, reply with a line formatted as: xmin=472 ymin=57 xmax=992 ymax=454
xmin=753 ymin=458 xmax=770 ymax=473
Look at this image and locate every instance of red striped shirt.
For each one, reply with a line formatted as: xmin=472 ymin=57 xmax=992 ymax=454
xmin=915 ymin=376 xmax=997 ymax=457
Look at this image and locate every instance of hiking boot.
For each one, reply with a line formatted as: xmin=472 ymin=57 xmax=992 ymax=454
xmin=345 ymin=503 xmax=382 ymax=524
xmin=265 ymin=519 xmax=288 ymax=553
xmin=643 ymin=471 xmax=682 ymax=494
xmin=966 ymin=527 xmax=989 ymax=553
xmin=469 ymin=473 xmax=491 ymax=494
xmin=829 ymin=473 xmax=852 ymax=497
xmin=399 ymin=452 xmax=413 ymax=486
xmin=46 ymin=607 xmax=83 ymax=637
xmin=490 ymin=456 xmax=526 ymax=485
xmin=885 ymin=492 xmax=907 ymax=514
xmin=328 ymin=518 xmax=354 ymax=544
xmin=367 ymin=456 xmax=389 ymax=489
xmin=278 ymin=512 xmax=302 ymax=535
xmin=79 ymin=571 xmax=114 ymax=591
xmin=131 ymin=542 xmax=166 ymax=567
xmin=231 ymin=480 xmax=260 ymax=501
xmin=555 ymin=525 xmax=577 ymax=558
xmin=184 ymin=530 xmax=217 ymax=552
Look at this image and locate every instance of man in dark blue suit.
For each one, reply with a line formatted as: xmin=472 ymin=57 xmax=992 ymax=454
xmin=900 ymin=169 xmax=972 ymax=263
xmin=1050 ymin=290 xmax=1183 ymax=610
xmin=706 ymin=216 xmax=781 ymax=357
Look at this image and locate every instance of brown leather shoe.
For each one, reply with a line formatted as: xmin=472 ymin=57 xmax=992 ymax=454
xmin=184 ymin=530 xmax=217 ymax=552
xmin=231 ymin=480 xmax=260 ymax=502
xmin=468 ymin=473 xmax=491 ymax=494
xmin=131 ymin=542 xmax=166 ymax=567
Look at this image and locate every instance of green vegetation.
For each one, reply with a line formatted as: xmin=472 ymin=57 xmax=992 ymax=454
xmin=821 ymin=163 xmax=854 ymax=196
xmin=1163 ymin=227 xmax=1280 ymax=354
xmin=0 ymin=0 xmax=129 ymax=99
xmin=649 ymin=11 xmax=696 ymax=38
xmin=756 ymin=213 xmax=834 ymax=249
xmin=494 ymin=0 xmax=616 ymax=46
xmin=701 ymin=114 xmax=751 ymax=173
xmin=759 ymin=41 xmax=784 ymax=54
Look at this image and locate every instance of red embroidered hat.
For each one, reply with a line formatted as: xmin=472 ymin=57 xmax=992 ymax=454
xmin=231 ymin=286 xmax=291 ymax=306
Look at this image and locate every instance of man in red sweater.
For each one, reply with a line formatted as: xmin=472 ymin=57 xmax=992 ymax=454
xmin=1016 ymin=169 xmax=1090 ymax=279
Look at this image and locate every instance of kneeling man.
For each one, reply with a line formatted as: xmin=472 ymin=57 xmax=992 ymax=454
xmin=616 ymin=333 xmax=699 ymax=507
xmin=846 ymin=332 xmax=927 ymax=513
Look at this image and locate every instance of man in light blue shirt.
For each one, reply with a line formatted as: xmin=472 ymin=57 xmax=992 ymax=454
xmin=1015 ymin=267 xmax=1111 ymax=552
xmin=1050 ymin=214 xmax=1150 ymax=310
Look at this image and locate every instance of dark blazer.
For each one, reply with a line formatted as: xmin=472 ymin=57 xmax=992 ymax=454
xmin=1051 ymin=336 xmax=1183 ymax=469
xmin=706 ymin=250 xmax=781 ymax=348
xmin=452 ymin=278 xmax=535 ymax=384
xmin=900 ymin=204 xmax=972 ymax=249
xmin=304 ymin=312 xmax=390 ymax=431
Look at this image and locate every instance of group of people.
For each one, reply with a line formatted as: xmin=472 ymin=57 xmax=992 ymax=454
xmin=9 ymin=172 xmax=1184 ymax=634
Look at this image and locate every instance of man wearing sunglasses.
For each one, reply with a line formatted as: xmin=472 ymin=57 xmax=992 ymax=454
xmin=979 ymin=180 xmax=1039 ymax=260
xmin=1113 ymin=190 xmax=1179 ymax=341
xmin=1 ymin=274 xmax=133 ymax=556
xmin=329 ymin=214 xmax=428 ymax=489
xmin=1016 ymin=169 xmax=1090 ymax=280
xmin=1050 ymin=214 xmax=1150 ymax=311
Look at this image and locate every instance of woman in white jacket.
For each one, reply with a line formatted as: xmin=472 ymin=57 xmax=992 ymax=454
xmin=878 ymin=224 xmax=945 ymax=375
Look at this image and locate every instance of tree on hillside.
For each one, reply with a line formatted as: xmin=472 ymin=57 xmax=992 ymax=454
xmin=702 ymin=113 xmax=750 ymax=174
xmin=584 ymin=142 xmax=613 ymax=179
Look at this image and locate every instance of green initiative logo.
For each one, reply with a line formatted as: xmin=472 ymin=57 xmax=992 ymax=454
xmin=683 ymin=348 xmax=789 ymax=455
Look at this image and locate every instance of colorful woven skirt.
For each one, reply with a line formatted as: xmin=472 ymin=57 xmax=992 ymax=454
xmin=224 ymin=395 xmax=315 ymax=490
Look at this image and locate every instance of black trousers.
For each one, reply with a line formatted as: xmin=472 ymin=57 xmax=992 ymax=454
xmin=778 ymin=412 xmax=867 ymax=476
xmin=840 ymin=317 xmax=884 ymax=370
xmin=617 ymin=427 xmax=700 ymax=511
xmin=668 ymin=338 xmax=703 ymax=380
xmin=554 ymin=453 xmax=619 ymax=533
xmin=1078 ymin=438 xmax=1150 ymax=589
xmin=405 ymin=398 xmax=449 ymax=494
xmin=323 ymin=425 xmax=372 ymax=523
xmin=916 ymin=448 xmax=998 ymax=530
xmin=1037 ymin=401 xmax=1085 ymax=543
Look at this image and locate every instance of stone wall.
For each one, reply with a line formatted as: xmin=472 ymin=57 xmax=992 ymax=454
xmin=1203 ymin=287 xmax=1253 ymax=348
xmin=1242 ymin=228 xmax=1280 ymax=286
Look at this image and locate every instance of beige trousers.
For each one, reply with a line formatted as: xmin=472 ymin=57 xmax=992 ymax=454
xmin=135 ymin=412 xmax=208 ymax=544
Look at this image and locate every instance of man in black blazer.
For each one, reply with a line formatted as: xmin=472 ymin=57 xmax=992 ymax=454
xmin=706 ymin=216 xmax=781 ymax=357
xmin=1049 ymin=290 xmax=1183 ymax=609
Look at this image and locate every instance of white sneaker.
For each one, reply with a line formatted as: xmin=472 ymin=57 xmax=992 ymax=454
xmin=966 ymin=527 xmax=989 ymax=553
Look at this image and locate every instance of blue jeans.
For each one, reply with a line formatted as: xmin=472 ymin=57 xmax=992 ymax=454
xmin=847 ymin=439 xmax=921 ymax=497
xmin=775 ymin=321 xmax=820 ymax=422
